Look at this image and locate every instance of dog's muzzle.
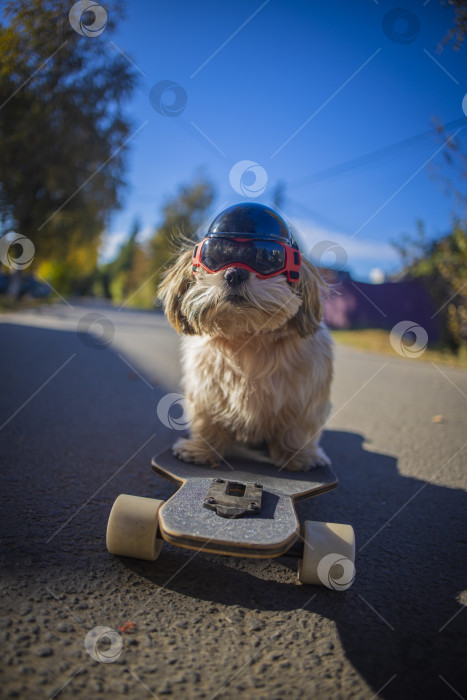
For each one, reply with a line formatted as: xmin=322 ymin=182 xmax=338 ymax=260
xmin=224 ymin=267 xmax=248 ymax=287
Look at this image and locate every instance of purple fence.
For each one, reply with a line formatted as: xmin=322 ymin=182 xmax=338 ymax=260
xmin=322 ymin=271 xmax=439 ymax=342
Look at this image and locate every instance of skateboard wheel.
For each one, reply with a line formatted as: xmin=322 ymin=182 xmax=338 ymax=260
xmin=106 ymin=494 xmax=164 ymax=561
xmin=298 ymin=521 xmax=355 ymax=590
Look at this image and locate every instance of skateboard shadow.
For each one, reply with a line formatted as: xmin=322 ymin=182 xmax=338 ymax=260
xmin=127 ymin=429 xmax=466 ymax=700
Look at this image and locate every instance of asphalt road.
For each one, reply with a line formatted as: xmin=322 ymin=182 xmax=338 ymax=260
xmin=1 ymin=301 xmax=466 ymax=700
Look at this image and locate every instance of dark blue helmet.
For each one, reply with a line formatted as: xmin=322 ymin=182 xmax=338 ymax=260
xmin=207 ymin=203 xmax=297 ymax=248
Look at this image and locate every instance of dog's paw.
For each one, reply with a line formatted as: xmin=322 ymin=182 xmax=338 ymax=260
xmin=309 ymin=446 xmax=332 ymax=468
xmin=172 ymin=437 xmax=219 ymax=467
xmin=272 ymin=445 xmax=331 ymax=472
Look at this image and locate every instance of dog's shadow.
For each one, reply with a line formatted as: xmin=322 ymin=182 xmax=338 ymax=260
xmin=126 ymin=429 xmax=466 ymax=699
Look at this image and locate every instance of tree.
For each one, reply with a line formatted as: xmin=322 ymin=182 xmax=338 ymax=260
xmin=430 ymin=119 xmax=467 ymax=217
xmin=439 ymin=0 xmax=467 ymax=51
xmin=103 ymin=176 xmax=216 ymax=309
xmin=100 ymin=217 xmax=142 ymax=300
xmin=149 ymin=177 xmax=216 ymax=291
xmin=272 ymin=180 xmax=286 ymax=209
xmin=401 ymin=51 xmax=467 ymax=354
xmin=0 ymin=0 xmax=137 ymax=293
xmin=394 ymin=221 xmax=467 ymax=352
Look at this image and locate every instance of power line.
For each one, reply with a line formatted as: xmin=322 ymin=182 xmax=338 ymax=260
xmin=287 ymin=117 xmax=467 ymax=191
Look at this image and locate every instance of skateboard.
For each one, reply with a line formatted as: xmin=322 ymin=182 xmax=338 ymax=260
xmin=106 ymin=447 xmax=356 ymax=589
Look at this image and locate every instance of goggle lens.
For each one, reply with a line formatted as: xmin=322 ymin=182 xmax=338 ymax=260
xmin=200 ymin=238 xmax=286 ymax=276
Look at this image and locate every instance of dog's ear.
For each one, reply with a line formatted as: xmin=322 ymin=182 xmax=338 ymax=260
xmin=290 ymin=256 xmax=324 ymax=337
xmin=158 ymin=249 xmax=197 ymax=335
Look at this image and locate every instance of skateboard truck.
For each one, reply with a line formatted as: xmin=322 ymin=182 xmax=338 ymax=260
xmin=203 ymin=478 xmax=263 ymax=519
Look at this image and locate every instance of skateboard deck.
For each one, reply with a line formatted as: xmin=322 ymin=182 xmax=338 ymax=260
xmin=151 ymin=448 xmax=338 ymax=558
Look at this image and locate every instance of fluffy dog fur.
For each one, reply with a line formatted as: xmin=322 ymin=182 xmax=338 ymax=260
xmin=158 ymin=245 xmax=333 ymax=471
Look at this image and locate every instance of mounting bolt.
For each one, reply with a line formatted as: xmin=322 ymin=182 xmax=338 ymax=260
xmin=254 ymin=483 xmax=262 ymax=489
xmin=214 ymin=478 xmax=225 ymax=483
xmin=206 ymin=497 xmax=216 ymax=504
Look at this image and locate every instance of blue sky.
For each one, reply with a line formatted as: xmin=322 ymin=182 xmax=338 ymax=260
xmin=102 ymin=0 xmax=466 ymax=281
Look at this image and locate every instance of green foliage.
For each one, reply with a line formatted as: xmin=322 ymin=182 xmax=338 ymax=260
xmin=111 ymin=218 xmax=141 ymax=277
xmin=98 ymin=217 xmax=141 ymax=299
xmin=400 ymin=83 xmax=467 ymax=354
xmin=0 ymin=0 xmax=137 ymax=290
xmin=108 ymin=242 xmax=153 ymax=308
xmin=395 ymin=221 xmax=467 ymax=353
xmin=148 ymin=177 xmax=215 ymax=299
xmin=100 ymin=177 xmax=216 ymax=309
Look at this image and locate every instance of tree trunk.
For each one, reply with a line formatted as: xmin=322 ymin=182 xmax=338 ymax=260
xmin=6 ymin=269 xmax=23 ymax=298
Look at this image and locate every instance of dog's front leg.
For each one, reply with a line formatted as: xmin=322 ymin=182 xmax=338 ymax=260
xmin=269 ymin=426 xmax=331 ymax=472
xmin=172 ymin=413 xmax=232 ymax=467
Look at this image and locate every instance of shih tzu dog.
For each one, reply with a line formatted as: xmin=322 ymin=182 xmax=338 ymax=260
xmin=158 ymin=203 xmax=333 ymax=472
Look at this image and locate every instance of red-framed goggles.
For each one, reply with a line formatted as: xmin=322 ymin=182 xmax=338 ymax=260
xmin=192 ymin=236 xmax=301 ymax=282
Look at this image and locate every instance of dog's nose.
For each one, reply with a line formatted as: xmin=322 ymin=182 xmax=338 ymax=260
xmin=224 ymin=267 xmax=248 ymax=286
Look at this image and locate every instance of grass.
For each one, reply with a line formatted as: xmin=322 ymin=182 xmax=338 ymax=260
xmin=331 ymin=329 xmax=467 ymax=369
